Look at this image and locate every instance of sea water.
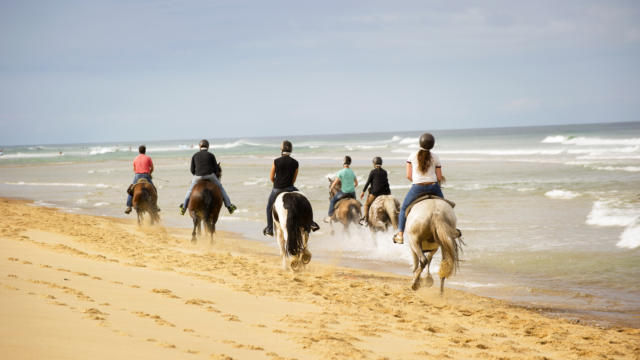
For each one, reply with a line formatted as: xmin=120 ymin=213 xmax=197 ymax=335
xmin=1 ymin=122 xmax=639 ymax=326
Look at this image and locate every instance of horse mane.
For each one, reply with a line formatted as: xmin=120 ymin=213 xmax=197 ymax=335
xmin=282 ymin=192 xmax=313 ymax=256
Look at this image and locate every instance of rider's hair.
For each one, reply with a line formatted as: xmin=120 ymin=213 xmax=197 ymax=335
xmin=343 ymin=155 xmax=352 ymax=166
xmin=138 ymin=145 xmax=146 ymax=154
xmin=417 ymin=133 xmax=435 ymax=174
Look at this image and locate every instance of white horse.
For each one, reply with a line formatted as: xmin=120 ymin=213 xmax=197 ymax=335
xmin=405 ymin=198 xmax=463 ymax=294
xmin=366 ymin=195 xmax=400 ymax=232
xmin=272 ymin=191 xmax=315 ymax=271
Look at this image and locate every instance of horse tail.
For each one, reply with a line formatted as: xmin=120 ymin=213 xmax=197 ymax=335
xmin=384 ymin=197 xmax=400 ymax=230
xmin=430 ymin=207 xmax=461 ymax=279
xmin=202 ymin=188 xmax=215 ymax=235
xmin=347 ymin=202 xmax=360 ymax=224
xmin=283 ymin=193 xmax=312 ymax=256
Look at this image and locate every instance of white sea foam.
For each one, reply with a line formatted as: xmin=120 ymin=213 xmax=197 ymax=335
xmin=438 ymin=149 xmax=565 ymax=156
xmin=398 ymin=137 xmax=418 ymax=145
xmin=617 ymin=222 xmax=640 ymax=249
xmin=545 ymin=190 xmax=580 ymax=200
xmin=542 ymin=135 xmax=640 ymax=146
xmin=4 ymin=181 xmax=112 ymax=188
xmin=211 ymin=139 xmax=263 ymax=149
xmin=89 ymin=146 xmax=118 ymax=155
xmin=586 ymin=200 xmax=640 ymax=227
xmin=0 ymin=152 xmax=64 ymax=159
xmin=593 ymin=166 xmax=640 ymax=172
xmin=94 ymin=202 xmax=109 ymax=207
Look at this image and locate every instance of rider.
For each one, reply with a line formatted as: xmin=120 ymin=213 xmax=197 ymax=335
xmin=125 ymin=145 xmax=155 ymax=214
xmin=179 ymin=139 xmax=237 ymax=215
xmin=360 ymin=156 xmax=391 ymax=224
xmin=393 ymin=133 xmax=444 ymax=244
xmin=325 ymin=155 xmax=358 ymax=222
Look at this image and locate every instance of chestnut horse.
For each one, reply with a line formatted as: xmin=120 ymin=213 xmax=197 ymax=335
xmin=131 ymin=178 xmax=160 ymax=225
xmin=327 ymin=178 xmax=362 ymax=232
xmin=188 ymin=166 xmax=223 ymax=244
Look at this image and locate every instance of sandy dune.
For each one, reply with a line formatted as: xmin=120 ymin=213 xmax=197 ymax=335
xmin=0 ymin=198 xmax=638 ymax=359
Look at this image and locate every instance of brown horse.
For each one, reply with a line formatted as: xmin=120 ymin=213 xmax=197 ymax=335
xmin=188 ymin=166 xmax=223 ymax=244
xmin=131 ymin=178 xmax=160 ymax=225
xmin=327 ymin=178 xmax=362 ymax=232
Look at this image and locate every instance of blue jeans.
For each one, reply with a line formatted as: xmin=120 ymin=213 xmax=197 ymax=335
xmin=183 ymin=174 xmax=231 ymax=208
xmin=328 ymin=191 xmax=356 ymax=216
xmin=265 ymin=186 xmax=299 ymax=231
xmin=398 ymin=183 xmax=444 ymax=232
xmin=126 ymin=173 xmax=153 ymax=207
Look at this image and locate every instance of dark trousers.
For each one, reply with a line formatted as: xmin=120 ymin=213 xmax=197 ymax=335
xmin=265 ymin=186 xmax=299 ymax=231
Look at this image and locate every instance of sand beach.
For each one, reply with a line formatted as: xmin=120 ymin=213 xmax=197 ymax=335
xmin=1 ymin=197 xmax=638 ymax=359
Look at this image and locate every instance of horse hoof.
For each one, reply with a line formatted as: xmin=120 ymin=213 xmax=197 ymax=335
xmin=411 ymin=281 xmax=420 ymax=291
xmin=191 ymin=237 xmax=197 ymax=244
xmin=422 ymin=275 xmax=434 ymax=288
xmin=290 ymin=259 xmax=302 ymax=272
xmin=301 ymin=252 xmax=312 ymax=264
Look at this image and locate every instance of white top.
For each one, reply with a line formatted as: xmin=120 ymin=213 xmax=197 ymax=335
xmin=407 ymin=150 xmax=441 ymax=184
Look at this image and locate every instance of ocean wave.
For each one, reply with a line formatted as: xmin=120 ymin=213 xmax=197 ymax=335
xmin=542 ymin=135 xmax=640 ymax=146
xmin=438 ymin=149 xmax=566 ymax=156
xmin=94 ymin=202 xmax=109 ymax=207
xmin=398 ymin=137 xmax=418 ymax=145
xmin=4 ymin=181 xmax=113 ymax=188
xmin=545 ymin=189 xmax=580 ymax=200
xmin=617 ymin=222 xmax=640 ymax=249
xmin=0 ymin=152 xmax=65 ymax=159
xmin=586 ymin=200 xmax=640 ymax=227
xmin=211 ymin=139 xmax=264 ymax=149
xmin=89 ymin=146 xmax=118 ymax=155
xmin=593 ymin=166 xmax=640 ymax=173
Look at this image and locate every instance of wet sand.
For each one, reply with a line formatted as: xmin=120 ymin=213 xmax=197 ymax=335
xmin=0 ymin=198 xmax=638 ymax=359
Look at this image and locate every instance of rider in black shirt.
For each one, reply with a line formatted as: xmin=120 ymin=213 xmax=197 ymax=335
xmin=263 ymin=140 xmax=319 ymax=236
xmin=360 ymin=156 xmax=391 ymax=223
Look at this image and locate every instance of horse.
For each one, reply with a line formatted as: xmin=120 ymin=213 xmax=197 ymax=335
xmin=272 ymin=191 xmax=315 ymax=271
xmin=188 ymin=165 xmax=223 ymax=244
xmin=131 ymin=178 xmax=160 ymax=225
xmin=404 ymin=198 xmax=463 ymax=294
xmin=365 ymin=195 xmax=400 ymax=232
xmin=327 ymin=178 xmax=362 ymax=232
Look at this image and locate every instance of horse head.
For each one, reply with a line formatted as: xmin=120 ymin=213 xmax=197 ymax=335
xmin=327 ymin=177 xmax=342 ymax=199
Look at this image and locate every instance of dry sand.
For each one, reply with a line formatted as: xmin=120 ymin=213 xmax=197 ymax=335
xmin=0 ymin=198 xmax=638 ymax=360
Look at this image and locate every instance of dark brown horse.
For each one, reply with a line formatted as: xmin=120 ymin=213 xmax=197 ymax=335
xmin=131 ymin=178 xmax=160 ymax=225
xmin=188 ymin=166 xmax=223 ymax=243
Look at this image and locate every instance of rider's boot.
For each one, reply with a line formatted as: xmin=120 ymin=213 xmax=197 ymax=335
xmin=392 ymin=232 xmax=404 ymax=244
xmin=178 ymin=203 xmax=186 ymax=216
xmin=124 ymin=207 xmax=132 ymax=214
xmin=227 ymin=204 xmax=237 ymax=214
xmin=262 ymin=226 xmax=273 ymax=237
xmin=310 ymin=221 xmax=320 ymax=232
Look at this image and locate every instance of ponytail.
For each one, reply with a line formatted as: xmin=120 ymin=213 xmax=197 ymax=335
xmin=417 ymin=149 xmax=432 ymax=174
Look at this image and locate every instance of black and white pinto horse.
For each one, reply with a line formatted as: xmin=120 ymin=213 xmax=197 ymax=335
xmin=272 ymin=191 xmax=316 ymax=271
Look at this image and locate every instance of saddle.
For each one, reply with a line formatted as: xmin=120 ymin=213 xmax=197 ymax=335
xmin=405 ymin=194 xmax=455 ymax=217
xmin=127 ymin=178 xmax=157 ymax=197
xmin=333 ymin=192 xmax=357 ymax=210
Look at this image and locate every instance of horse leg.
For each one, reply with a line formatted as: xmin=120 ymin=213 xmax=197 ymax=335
xmin=136 ymin=210 xmax=142 ymax=226
xmin=409 ymin=235 xmax=427 ymax=290
xmin=440 ymin=277 xmax=446 ymax=295
xmin=191 ymin=217 xmax=199 ymax=243
xmin=422 ymin=250 xmax=435 ymax=288
xmin=275 ymin=226 xmax=287 ymax=270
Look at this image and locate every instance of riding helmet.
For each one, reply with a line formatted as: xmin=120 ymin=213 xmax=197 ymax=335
xmin=343 ymin=155 xmax=352 ymax=165
xmin=419 ymin=133 xmax=435 ymax=150
xmin=281 ymin=140 xmax=292 ymax=153
xmin=199 ymin=139 xmax=209 ymax=149
xmin=372 ymin=156 xmax=382 ymax=166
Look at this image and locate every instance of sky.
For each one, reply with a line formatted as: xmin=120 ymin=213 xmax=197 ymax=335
xmin=1 ymin=0 xmax=639 ymax=145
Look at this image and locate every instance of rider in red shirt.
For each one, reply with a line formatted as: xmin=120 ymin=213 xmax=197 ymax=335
xmin=125 ymin=145 xmax=156 ymax=214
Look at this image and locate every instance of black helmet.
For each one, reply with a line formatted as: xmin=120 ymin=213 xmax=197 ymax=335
xmin=343 ymin=155 xmax=352 ymax=165
xmin=199 ymin=139 xmax=209 ymax=149
xmin=372 ymin=156 xmax=382 ymax=166
xmin=281 ymin=140 xmax=292 ymax=153
xmin=419 ymin=133 xmax=435 ymax=150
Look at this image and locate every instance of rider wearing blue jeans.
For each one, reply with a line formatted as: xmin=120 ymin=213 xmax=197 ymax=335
xmin=325 ymin=156 xmax=358 ymax=221
xmin=394 ymin=133 xmax=444 ymax=244
xmin=179 ymin=139 xmax=237 ymax=215
xmin=125 ymin=145 xmax=156 ymax=214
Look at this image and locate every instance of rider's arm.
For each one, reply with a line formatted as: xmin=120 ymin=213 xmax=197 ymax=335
xmin=269 ymin=163 xmax=276 ymax=183
xmin=406 ymin=162 xmax=412 ymax=181
xmin=190 ymin=155 xmax=196 ymax=175
xmin=330 ymin=178 xmax=340 ymax=192
xmin=354 ymin=175 xmax=358 ymax=188
xmin=149 ymin=158 xmax=154 ymax=174
xmin=436 ymin=167 xmax=443 ymax=184
xmin=292 ymin=168 xmax=298 ymax=184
